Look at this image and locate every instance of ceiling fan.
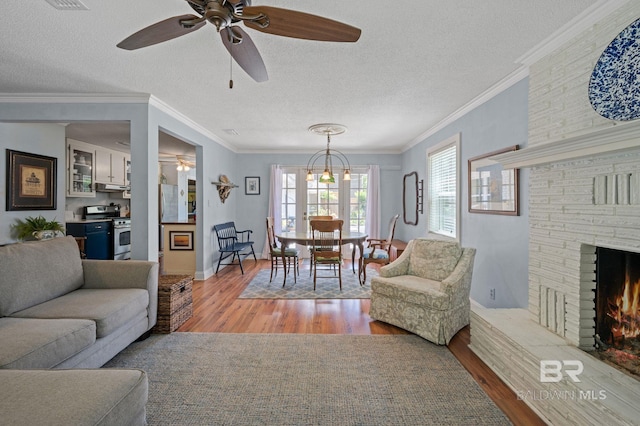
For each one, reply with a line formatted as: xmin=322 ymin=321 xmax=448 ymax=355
xmin=117 ymin=0 xmax=361 ymax=83
xmin=159 ymin=154 xmax=196 ymax=171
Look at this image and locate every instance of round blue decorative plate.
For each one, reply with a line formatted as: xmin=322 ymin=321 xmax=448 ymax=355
xmin=589 ymin=18 xmax=640 ymax=121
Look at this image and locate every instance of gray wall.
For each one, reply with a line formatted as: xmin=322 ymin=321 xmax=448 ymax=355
xmin=401 ymin=78 xmax=530 ymax=308
xmin=235 ymin=153 xmax=403 ymax=256
xmin=0 ymin=83 xmax=530 ymax=306
xmin=0 ymin=123 xmax=66 ymax=245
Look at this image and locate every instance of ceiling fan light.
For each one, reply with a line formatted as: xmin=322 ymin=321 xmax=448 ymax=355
xmin=184 ymin=165 xmax=191 ymax=171
xmin=176 ymin=164 xmax=184 ymax=171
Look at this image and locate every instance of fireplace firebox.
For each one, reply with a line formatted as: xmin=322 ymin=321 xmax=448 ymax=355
xmin=593 ymin=247 xmax=640 ymax=377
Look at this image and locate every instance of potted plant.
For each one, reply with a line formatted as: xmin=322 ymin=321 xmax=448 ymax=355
xmin=13 ymin=215 xmax=65 ymax=241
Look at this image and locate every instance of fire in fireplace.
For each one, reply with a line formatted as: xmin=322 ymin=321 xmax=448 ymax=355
xmin=593 ymin=247 xmax=640 ymax=378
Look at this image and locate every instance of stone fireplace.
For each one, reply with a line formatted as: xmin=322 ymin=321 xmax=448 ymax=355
xmin=469 ymin=2 xmax=640 ymax=424
xmin=591 ymin=246 xmax=640 ymax=377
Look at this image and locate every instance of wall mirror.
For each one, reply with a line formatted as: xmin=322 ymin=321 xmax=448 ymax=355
xmin=403 ymin=171 xmax=423 ymax=225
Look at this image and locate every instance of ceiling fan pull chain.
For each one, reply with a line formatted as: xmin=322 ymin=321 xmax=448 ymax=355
xmin=229 ymin=50 xmax=234 ymax=89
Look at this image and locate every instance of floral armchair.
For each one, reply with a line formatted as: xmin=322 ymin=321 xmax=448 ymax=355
xmin=369 ymin=238 xmax=476 ymax=345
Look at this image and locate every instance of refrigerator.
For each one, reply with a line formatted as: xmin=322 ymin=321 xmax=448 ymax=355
xmin=159 ymin=184 xmax=179 ymax=251
xmin=160 ymin=184 xmax=179 ymax=222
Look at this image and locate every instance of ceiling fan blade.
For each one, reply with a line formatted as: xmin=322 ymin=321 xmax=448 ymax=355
xmin=117 ymin=14 xmax=206 ymax=50
xmin=242 ymin=6 xmax=361 ymax=42
xmin=220 ymin=27 xmax=268 ymax=83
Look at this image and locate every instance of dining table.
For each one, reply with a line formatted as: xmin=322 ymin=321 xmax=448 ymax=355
xmin=275 ymin=231 xmax=368 ymax=286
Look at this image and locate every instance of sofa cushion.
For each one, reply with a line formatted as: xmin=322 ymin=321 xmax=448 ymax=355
xmin=0 ymin=317 xmax=96 ymax=369
xmin=0 ymin=236 xmax=84 ymax=317
xmin=0 ymin=369 xmax=148 ymax=426
xmin=407 ymin=240 xmax=463 ymax=281
xmin=371 ymin=275 xmax=452 ymax=311
xmin=11 ymin=288 xmax=149 ymax=338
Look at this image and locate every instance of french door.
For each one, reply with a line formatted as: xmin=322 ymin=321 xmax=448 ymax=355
xmin=280 ymin=167 xmax=368 ymax=255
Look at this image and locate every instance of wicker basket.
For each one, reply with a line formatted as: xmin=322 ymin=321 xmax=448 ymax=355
xmin=152 ymin=274 xmax=193 ymax=334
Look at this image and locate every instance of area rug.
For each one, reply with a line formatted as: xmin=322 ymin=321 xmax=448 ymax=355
xmin=105 ymin=333 xmax=511 ymax=425
xmin=238 ymin=268 xmax=376 ymax=299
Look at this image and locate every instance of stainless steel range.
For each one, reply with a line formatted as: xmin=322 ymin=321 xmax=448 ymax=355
xmin=112 ymin=217 xmax=131 ymax=260
xmin=83 ymin=205 xmax=131 ymax=260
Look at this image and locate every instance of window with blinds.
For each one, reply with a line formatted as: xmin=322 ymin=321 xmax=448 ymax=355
xmin=427 ymin=135 xmax=460 ymax=239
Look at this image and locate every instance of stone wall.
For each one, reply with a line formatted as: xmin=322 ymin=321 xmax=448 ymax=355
xmin=527 ymin=1 xmax=640 ymax=347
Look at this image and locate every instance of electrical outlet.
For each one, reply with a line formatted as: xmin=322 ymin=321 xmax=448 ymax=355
xmin=490 ymin=288 xmax=496 ymax=300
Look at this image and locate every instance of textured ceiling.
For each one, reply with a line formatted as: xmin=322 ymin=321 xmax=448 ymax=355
xmin=1 ymin=0 xmax=599 ymax=154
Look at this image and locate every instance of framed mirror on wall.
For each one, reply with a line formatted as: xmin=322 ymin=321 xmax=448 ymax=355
xmin=468 ymin=145 xmax=519 ymax=215
xmin=403 ymin=171 xmax=423 ymax=225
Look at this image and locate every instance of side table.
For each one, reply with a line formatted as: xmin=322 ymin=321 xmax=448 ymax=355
xmin=390 ymin=239 xmax=407 ymax=261
xmin=152 ymin=274 xmax=193 ymax=333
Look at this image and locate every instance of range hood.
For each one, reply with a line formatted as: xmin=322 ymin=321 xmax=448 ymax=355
xmin=95 ymin=183 xmax=130 ymax=192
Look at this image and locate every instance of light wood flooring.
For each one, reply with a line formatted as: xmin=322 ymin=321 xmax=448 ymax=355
xmin=177 ymin=259 xmax=544 ymax=426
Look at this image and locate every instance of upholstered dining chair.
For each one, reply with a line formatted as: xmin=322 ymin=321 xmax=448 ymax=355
xmin=307 ymin=215 xmax=334 ymax=276
xmin=361 ymin=214 xmax=400 ymax=283
xmin=266 ymin=217 xmax=299 ymax=285
xmin=310 ymin=219 xmax=344 ymax=290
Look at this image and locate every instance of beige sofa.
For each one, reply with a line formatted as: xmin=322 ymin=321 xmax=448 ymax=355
xmin=0 ymin=236 xmax=158 ymax=425
xmin=369 ymin=238 xmax=476 ymax=345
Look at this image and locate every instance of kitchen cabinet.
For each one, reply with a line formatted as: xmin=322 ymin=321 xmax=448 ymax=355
xmin=67 ymin=139 xmax=96 ymax=197
xmin=123 ymin=155 xmax=131 ymax=199
xmin=66 ymin=221 xmax=111 ymax=260
xmin=95 ymin=147 xmax=126 ymax=185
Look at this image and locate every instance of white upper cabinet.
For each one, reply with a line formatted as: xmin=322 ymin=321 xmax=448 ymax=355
xmin=95 ymin=147 xmax=126 ymax=185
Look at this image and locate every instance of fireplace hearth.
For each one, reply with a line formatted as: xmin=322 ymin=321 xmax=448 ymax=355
xmin=591 ymin=247 xmax=640 ymax=378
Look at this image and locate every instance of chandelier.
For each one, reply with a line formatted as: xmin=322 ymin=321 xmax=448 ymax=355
xmin=305 ymin=123 xmax=351 ymax=184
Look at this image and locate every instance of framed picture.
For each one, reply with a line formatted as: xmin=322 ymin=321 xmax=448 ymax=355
xmin=6 ymin=149 xmax=57 ymax=211
xmin=468 ymin=145 xmax=519 ymax=215
xmin=245 ymin=176 xmax=260 ymax=195
xmin=169 ymin=231 xmax=194 ymax=250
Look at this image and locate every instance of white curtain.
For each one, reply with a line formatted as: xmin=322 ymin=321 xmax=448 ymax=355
xmin=365 ymin=164 xmax=381 ymax=240
xmin=262 ymin=164 xmax=283 ymax=259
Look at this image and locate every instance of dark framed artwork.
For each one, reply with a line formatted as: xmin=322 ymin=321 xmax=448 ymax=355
xmin=468 ymin=145 xmax=519 ymax=215
xmin=245 ymin=176 xmax=260 ymax=195
xmin=6 ymin=149 xmax=57 ymax=211
xmin=169 ymin=231 xmax=194 ymax=250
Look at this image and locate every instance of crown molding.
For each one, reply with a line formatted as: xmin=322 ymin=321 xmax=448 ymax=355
xmin=516 ymin=0 xmax=631 ymax=66
xmin=491 ymin=121 xmax=640 ymax=169
xmin=0 ymin=92 xmax=237 ymax=153
xmin=0 ymin=93 xmax=151 ymax=103
xmin=148 ymin=95 xmax=236 ymax=153
xmin=402 ymin=67 xmax=529 ymax=152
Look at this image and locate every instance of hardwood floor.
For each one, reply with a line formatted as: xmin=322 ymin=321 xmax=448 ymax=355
xmin=177 ymin=259 xmax=544 ymax=425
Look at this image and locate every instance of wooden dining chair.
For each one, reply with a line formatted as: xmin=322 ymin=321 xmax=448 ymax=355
xmin=74 ymin=236 xmax=87 ymax=259
xmin=361 ymin=214 xmax=399 ymax=283
xmin=307 ymin=215 xmax=333 ymax=275
xmin=310 ymin=219 xmax=344 ymax=290
xmin=266 ymin=217 xmax=299 ymax=285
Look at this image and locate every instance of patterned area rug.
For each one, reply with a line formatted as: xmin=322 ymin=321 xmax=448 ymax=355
xmin=238 ymin=267 xmax=376 ymax=299
xmin=105 ymin=333 xmax=511 ymax=425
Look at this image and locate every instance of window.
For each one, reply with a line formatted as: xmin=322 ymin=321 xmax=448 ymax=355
xmin=427 ymin=134 xmax=460 ymax=240
xmin=348 ymin=171 xmax=368 ymax=233
xmin=281 ymin=171 xmax=297 ymax=232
